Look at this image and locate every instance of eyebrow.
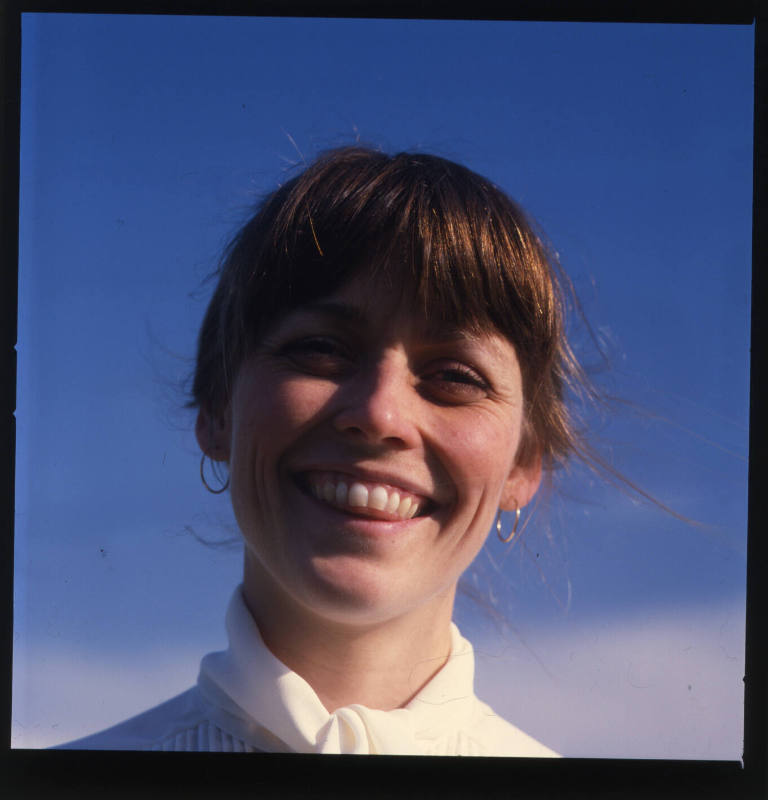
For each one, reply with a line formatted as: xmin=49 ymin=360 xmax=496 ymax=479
xmin=301 ymin=301 xmax=369 ymax=327
xmin=299 ymin=300 xmax=482 ymax=343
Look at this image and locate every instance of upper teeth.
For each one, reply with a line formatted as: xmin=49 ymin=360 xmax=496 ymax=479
xmin=308 ymin=474 xmax=422 ymax=519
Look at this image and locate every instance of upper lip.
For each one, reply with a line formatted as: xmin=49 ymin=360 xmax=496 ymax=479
xmin=293 ymin=464 xmax=443 ymax=504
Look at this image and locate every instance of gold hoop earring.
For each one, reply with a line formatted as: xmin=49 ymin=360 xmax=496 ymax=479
xmin=200 ymin=454 xmax=229 ymax=494
xmin=496 ymin=507 xmax=521 ymax=544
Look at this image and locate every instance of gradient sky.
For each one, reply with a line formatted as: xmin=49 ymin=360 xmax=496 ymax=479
xmin=13 ymin=14 xmax=753 ymax=757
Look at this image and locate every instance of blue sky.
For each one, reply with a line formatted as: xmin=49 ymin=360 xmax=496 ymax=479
xmin=13 ymin=14 xmax=752 ymax=757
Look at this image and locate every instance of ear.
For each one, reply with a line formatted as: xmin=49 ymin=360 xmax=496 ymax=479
xmin=499 ymin=453 xmax=542 ymax=511
xmin=195 ymin=407 xmax=231 ymax=462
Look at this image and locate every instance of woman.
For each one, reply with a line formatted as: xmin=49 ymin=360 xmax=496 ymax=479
xmin=61 ymin=146 xmax=583 ymax=755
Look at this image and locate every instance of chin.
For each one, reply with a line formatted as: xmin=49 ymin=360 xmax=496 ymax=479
xmin=296 ymin=557 xmax=423 ymax=627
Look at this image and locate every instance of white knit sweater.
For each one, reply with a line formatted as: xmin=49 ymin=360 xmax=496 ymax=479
xmin=59 ymin=587 xmax=558 ymax=756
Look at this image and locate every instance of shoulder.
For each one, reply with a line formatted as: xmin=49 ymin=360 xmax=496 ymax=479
xmin=465 ymin=697 xmax=560 ymax=758
xmin=53 ymin=687 xmax=244 ymax=752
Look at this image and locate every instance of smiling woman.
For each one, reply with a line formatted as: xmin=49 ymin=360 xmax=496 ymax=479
xmin=56 ymin=146 xmax=602 ymax=755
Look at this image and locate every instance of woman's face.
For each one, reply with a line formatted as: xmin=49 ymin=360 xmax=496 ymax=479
xmin=198 ymin=273 xmax=541 ymax=628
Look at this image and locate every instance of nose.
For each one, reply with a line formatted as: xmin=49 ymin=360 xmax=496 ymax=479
xmin=332 ymin=352 xmax=420 ymax=449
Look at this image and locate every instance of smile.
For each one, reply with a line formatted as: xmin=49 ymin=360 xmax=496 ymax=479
xmin=298 ymin=471 xmax=433 ymax=521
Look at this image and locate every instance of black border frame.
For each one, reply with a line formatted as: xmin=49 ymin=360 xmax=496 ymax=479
xmin=2 ymin=2 xmax=764 ymax=798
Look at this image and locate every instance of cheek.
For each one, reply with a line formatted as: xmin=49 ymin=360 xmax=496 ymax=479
xmin=230 ymin=376 xmax=335 ymax=462
xmin=261 ymin=380 xmax=339 ymax=452
xmin=273 ymin=379 xmax=334 ymax=427
xmin=442 ymin=413 xmax=522 ymax=493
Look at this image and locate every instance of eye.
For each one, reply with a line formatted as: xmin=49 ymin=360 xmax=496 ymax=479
xmin=422 ymin=362 xmax=489 ymax=401
xmin=279 ymin=336 xmax=353 ymax=375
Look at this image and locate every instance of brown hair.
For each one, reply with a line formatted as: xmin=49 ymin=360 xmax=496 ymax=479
xmin=191 ymin=146 xmax=596 ymax=474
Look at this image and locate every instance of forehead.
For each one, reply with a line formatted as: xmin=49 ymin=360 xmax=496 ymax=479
xmin=291 ymin=273 xmax=519 ymax=364
xmin=302 ymin=272 xmax=481 ymax=339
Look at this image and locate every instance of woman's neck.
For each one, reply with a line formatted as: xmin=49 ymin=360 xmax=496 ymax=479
xmin=242 ymin=556 xmax=456 ymax=713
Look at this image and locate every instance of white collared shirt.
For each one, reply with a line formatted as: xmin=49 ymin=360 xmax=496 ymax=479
xmin=59 ymin=587 xmax=559 ymax=756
